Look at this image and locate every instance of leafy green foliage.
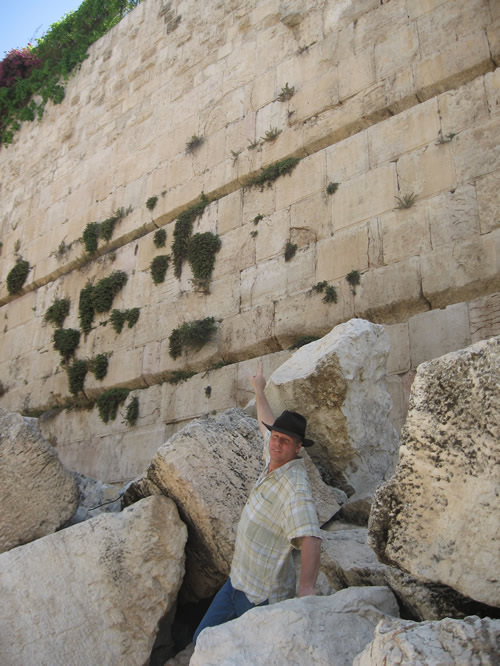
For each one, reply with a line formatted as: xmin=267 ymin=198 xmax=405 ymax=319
xmin=146 ymin=196 xmax=158 ymax=211
xmin=284 ymin=242 xmax=297 ymax=262
xmin=82 ymin=222 xmax=99 ymax=253
xmin=0 ymin=0 xmax=141 ymax=147
xmin=172 ymin=193 xmax=209 ymax=278
xmin=187 ymin=232 xmax=221 ymax=290
xmin=82 ymin=209 xmax=126 ymax=253
xmin=110 ymin=307 xmax=140 ymax=333
xmin=67 ymin=359 xmax=88 ymax=395
xmin=124 ymin=395 xmax=139 ymax=426
xmin=245 ymin=157 xmax=300 ymax=189
xmin=44 ymin=298 xmax=71 ymax=327
xmin=78 ymin=282 xmax=95 ymax=334
xmin=91 ymin=270 xmax=128 ymax=313
xmin=168 ymin=317 xmax=217 ymax=359
xmin=166 ymin=370 xmax=196 ymax=384
xmin=96 ymin=387 xmax=130 ymax=423
xmin=346 ymin=270 xmax=361 ymax=294
xmin=153 ymin=228 xmax=167 ymax=248
xmin=185 ymin=134 xmax=204 ymax=153
xmin=313 ymin=281 xmax=328 ymax=293
xmin=89 ymin=353 xmax=109 ymax=380
xmin=277 ymin=83 xmax=295 ymax=102
xmin=326 ymin=182 xmax=339 ymax=195
xmin=323 ymin=285 xmax=338 ymax=303
xmin=53 ymin=328 xmax=81 ymax=361
xmin=150 ymin=255 xmax=169 ymax=285
xmin=395 ymin=192 xmax=416 ymax=209
xmin=6 ymin=258 xmax=30 ymax=294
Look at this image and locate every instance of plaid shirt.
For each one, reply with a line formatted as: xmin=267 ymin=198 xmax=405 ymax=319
xmin=230 ymin=431 xmax=321 ymax=604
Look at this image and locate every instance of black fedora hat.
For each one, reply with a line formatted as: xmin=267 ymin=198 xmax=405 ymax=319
xmin=262 ymin=410 xmax=314 ymax=447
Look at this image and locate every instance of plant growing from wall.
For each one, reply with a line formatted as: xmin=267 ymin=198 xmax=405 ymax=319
xmin=172 ymin=192 xmax=209 ymax=278
xmin=146 ymin=196 xmax=158 ymax=211
xmin=79 ymin=282 xmax=95 ymax=334
xmin=185 ymin=134 xmax=204 ymax=153
xmin=6 ymin=258 xmax=30 ymax=295
xmin=245 ymin=157 xmax=300 ymax=190
xmin=53 ymin=328 xmax=81 ymax=361
xmin=253 ymin=214 xmax=263 ymax=225
xmin=395 ymin=192 xmax=416 ymax=209
xmin=81 ymin=208 xmax=128 ymax=253
xmin=96 ymin=387 xmax=130 ymax=423
xmin=150 ymin=255 xmax=169 ymax=285
xmin=205 ymin=386 xmax=212 ymax=398
xmin=124 ymin=395 xmax=139 ymax=426
xmin=326 ymin=182 xmax=339 ymax=195
xmin=284 ymin=242 xmax=297 ymax=262
xmin=313 ymin=281 xmax=337 ymax=304
xmin=435 ymin=130 xmax=456 ymax=145
xmin=153 ymin=228 xmax=167 ymax=248
xmin=0 ymin=1 xmax=141 ymax=147
xmin=88 ymin=353 xmax=109 ymax=380
xmin=82 ymin=222 xmax=99 ymax=253
xmin=187 ymin=232 xmax=221 ymax=290
xmin=261 ymin=127 xmax=281 ymax=142
xmin=166 ymin=370 xmax=196 ymax=384
xmin=67 ymin=358 xmax=88 ymax=395
xmin=91 ymin=270 xmax=128 ymax=313
xmin=346 ymin=270 xmax=360 ymax=294
xmin=109 ymin=307 xmax=140 ymax=333
xmin=168 ymin=316 xmax=217 ymax=359
xmin=44 ymin=298 xmax=71 ymax=327
xmin=277 ymin=83 xmax=295 ymax=102
xmin=250 ymin=230 xmax=258 ymax=238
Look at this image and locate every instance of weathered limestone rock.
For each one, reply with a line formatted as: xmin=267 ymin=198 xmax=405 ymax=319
xmin=354 ymin=615 xmax=500 ymax=666
xmin=68 ymin=472 xmax=122 ymax=525
xmin=0 ymin=408 xmax=79 ymax=553
xmin=320 ymin=526 xmax=485 ymax=621
xmin=191 ymin=586 xmax=400 ymax=666
xmin=125 ymin=408 xmax=342 ymax=602
xmin=0 ymin=496 xmax=187 ymax=666
xmin=265 ymin=319 xmax=400 ymax=497
xmin=369 ymin=336 xmax=500 ymax=607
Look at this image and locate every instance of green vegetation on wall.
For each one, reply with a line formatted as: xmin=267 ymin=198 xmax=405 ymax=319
xmin=6 ymin=258 xmax=30 ymax=295
xmin=53 ymin=328 xmax=81 ymax=361
xmin=0 ymin=0 xmax=141 ymax=147
xmin=109 ymin=307 xmax=140 ymax=333
xmin=153 ymin=228 xmax=167 ymax=248
xmin=44 ymin=298 xmax=71 ymax=327
xmin=78 ymin=271 xmax=128 ymax=334
xmin=88 ymin=353 xmax=109 ymax=380
xmin=245 ymin=157 xmax=300 ymax=190
xmin=168 ymin=316 xmax=217 ymax=360
xmin=172 ymin=192 xmax=209 ymax=278
xmin=96 ymin=387 xmax=130 ymax=423
xmin=67 ymin=359 xmax=88 ymax=395
xmin=124 ymin=395 xmax=139 ymax=426
xmin=81 ymin=208 xmax=129 ymax=254
xmin=187 ymin=232 xmax=221 ymax=291
xmin=150 ymin=255 xmax=169 ymax=285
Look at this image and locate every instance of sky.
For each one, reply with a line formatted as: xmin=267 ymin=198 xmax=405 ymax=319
xmin=1 ymin=0 xmax=84 ymax=57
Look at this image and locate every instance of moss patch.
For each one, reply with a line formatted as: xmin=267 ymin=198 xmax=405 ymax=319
xmin=168 ymin=317 xmax=217 ymax=359
xmin=96 ymin=388 xmax=130 ymax=423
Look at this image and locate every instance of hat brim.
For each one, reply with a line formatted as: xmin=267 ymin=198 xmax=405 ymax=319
xmin=262 ymin=422 xmax=314 ymax=447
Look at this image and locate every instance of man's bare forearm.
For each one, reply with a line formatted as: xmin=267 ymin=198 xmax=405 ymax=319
xmin=249 ymin=361 xmax=274 ymax=435
xmin=298 ymin=536 xmax=321 ymax=596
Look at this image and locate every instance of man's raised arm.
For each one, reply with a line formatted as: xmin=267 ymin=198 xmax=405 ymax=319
xmin=248 ymin=361 xmax=274 ymax=436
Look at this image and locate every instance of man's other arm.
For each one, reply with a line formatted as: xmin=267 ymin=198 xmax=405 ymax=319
xmin=298 ymin=536 xmax=321 ymax=596
xmin=248 ymin=361 xmax=274 ymax=437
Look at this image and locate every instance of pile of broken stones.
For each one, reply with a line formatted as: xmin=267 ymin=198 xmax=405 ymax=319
xmin=0 ymin=319 xmax=498 ymax=665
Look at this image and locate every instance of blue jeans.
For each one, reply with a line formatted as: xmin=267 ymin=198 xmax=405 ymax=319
xmin=193 ymin=578 xmax=268 ymax=645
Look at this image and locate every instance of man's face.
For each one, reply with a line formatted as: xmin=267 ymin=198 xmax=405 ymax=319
xmin=269 ymin=430 xmax=302 ymax=469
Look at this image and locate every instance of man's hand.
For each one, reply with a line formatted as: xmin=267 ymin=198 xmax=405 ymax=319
xmin=248 ymin=361 xmax=266 ymax=394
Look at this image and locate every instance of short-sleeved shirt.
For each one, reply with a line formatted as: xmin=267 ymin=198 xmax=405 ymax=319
xmin=230 ymin=431 xmax=321 ymax=604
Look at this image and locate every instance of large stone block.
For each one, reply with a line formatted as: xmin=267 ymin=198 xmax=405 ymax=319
xmin=367 ymin=99 xmax=440 ymax=167
xmin=265 ymin=319 xmax=399 ymax=498
xmin=421 ymin=230 xmax=500 ymax=308
xmin=331 ymin=164 xmax=397 ymax=231
xmin=219 ymin=305 xmax=280 ymax=361
xmin=468 ymin=291 xmax=500 ymax=343
xmin=325 ymin=131 xmax=369 ymax=182
xmin=396 ymin=142 xmax=456 ymax=200
xmin=240 ymin=257 xmax=287 ymax=309
xmin=438 ymin=76 xmax=489 ymax=136
xmin=275 ymin=151 xmax=326 ymax=210
xmin=476 ymin=169 xmax=500 ymax=234
xmin=452 ymin=116 xmax=500 ymax=183
xmin=316 ymin=224 xmax=369 ymax=282
xmin=338 ymin=47 xmax=375 ymax=101
xmin=384 ymin=323 xmax=410 ymax=375
xmin=413 ymin=31 xmax=493 ymax=101
xmin=355 ymin=256 xmax=427 ymax=323
xmin=374 ymin=24 xmax=419 ymax=80
xmin=355 ymin=615 xmax=500 ymax=666
xmin=0 ymin=496 xmax=187 ymax=666
xmin=380 ymin=203 xmax=431 ymax=264
xmin=0 ymin=409 xmax=79 ymax=553
xmin=427 ymin=185 xmax=480 ymax=248
xmin=192 ymin=587 xmax=400 ymax=666
xmin=255 ymin=208 xmax=290 ymax=262
xmin=368 ymin=336 xmax=500 ymax=606
xmin=408 ymin=303 xmax=471 ymax=368
xmin=290 ymin=191 xmax=330 ymax=242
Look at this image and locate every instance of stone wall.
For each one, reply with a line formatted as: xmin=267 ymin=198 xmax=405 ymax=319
xmin=1 ymin=0 xmax=499 ymax=482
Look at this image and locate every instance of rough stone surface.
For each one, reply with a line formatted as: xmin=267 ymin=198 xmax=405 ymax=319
xmin=191 ymin=586 xmax=400 ymax=666
xmin=369 ymin=336 xmax=500 ymax=607
xmin=0 ymin=496 xmax=187 ymax=666
xmin=0 ymin=408 xmax=79 ymax=553
xmin=354 ymin=615 xmax=500 ymax=666
xmin=265 ymin=319 xmax=400 ymax=498
xmin=68 ymin=471 xmax=122 ymax=524
xmin=126 ymin=408 xmax=342 ymax=602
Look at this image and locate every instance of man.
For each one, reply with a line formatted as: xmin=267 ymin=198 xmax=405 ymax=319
xmin=193 ymin=362 xmax=321 ymax=645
